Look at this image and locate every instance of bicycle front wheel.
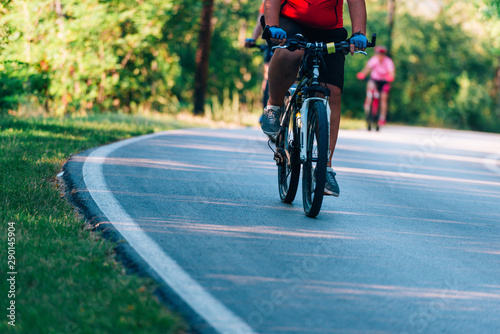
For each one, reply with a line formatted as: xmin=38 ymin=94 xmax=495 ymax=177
xmin=302 ymin=100 xmax=328 ymax=217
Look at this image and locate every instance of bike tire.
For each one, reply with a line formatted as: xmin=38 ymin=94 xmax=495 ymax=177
xmin=367 ymin=104 xmax=373 ymax=131
xmin=277 ymin=95 xmax=300 ymax=203
xmin=302 ymin=100 xmax=328 ymax=218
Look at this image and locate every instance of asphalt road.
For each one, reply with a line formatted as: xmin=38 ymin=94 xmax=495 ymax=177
xmin=66 ymin=125 xmax=500 ymax=334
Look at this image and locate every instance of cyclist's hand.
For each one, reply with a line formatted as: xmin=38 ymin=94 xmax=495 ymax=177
xmin=385 ymin=74 xmax=395 ymax=82
xmin=349 ymin=32 xmax=367 ymax=55
xmin=356 ymin=72 xmax=366 ymax=80
xmin=245 ymin=38 xmax=256 ymax=48
xmin=269 ymin=26 xmax=287 ymax=45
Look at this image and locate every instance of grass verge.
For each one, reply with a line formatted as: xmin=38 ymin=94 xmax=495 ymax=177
xmin=0 ymin=113 xmax=203 ymax=333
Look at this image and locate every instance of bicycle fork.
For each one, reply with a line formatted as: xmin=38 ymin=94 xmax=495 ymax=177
xmin=298 ymin=97 xmax=331 ymax=162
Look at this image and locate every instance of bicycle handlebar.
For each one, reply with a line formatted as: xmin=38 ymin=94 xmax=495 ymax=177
xmin=262 ymin=25 xmax=376 ymax=56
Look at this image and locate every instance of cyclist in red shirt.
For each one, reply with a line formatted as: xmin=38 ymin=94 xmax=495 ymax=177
xmin=357 ymin=45 xmax=395 ymax=126
xmin=260 ymin=0 xmax=368 ymax=197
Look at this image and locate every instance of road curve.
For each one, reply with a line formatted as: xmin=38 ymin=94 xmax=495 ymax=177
xmin=65 ymin=126 xmax=500 ymax=334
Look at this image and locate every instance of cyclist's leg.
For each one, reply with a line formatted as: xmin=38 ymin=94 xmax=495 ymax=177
xmin=262 ymin=62 xmax=269 ymax=93
xmin=262 ymin=62 xmax=270 ymax=108
xmin=261 ymin=17 xmax=304 ymax=135
xmin=324 ymin=84 xmax=341 ymax=196
xmin=315 ymin=28 xmax=347 ymax=165
xmin=379 ymin=83 xmax=391 ymax=124
xmin=327 ymin=84 xmax=342 ymax=167
xmin=364 ymin=80 xmax=376 ymax=116
xmin=310 ymin=26 xmax=347 ymax=196
xmin=267 ymin=50 xmax=302 ymax=106
xmin=266 ymin=17 xmax=304 ymax=107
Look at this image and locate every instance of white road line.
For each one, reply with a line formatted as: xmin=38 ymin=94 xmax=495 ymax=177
xmin=82 ymin=131 xmax=255 ymax=334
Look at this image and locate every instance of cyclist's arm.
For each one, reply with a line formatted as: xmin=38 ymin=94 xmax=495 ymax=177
xmin=346 ymin=0 xmax=367 ymax=54
xmin=386 ymin=58 xmax=396 ymax=82
xmin=251 ymin=13 xmax=264 ymax=41
xmin=386 ymin=70 xmax=396 ymax=82
xmin=263 ymin=0 xmax=281 ymax=27
xmin=264 ymin=0 xmax=286 ymax=45
xmin=359 ymin=64 xmax=371 ymax=77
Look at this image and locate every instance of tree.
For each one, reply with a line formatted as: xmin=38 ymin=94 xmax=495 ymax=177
xmin=484 ymin=0 xmax=500 ymax=117
xmin=193 ymin=0 xmax=214 ymax=115
xmin=387 ymin=0 xmax=396 ymax=54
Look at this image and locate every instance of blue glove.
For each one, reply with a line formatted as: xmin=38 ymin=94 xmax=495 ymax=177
xmin=269 ymin=26 xmax=287 ymax=40
xmin=350 ymin=32 xmax=367 ymax=49
xmin=245 ymin=38 xmax=256 ymax=47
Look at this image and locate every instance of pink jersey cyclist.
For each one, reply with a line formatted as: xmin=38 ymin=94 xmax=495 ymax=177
xmin=356 ymin=45 xmax=396 ymax=126
xmin=366 ymin=55 xmax=395 ymax=84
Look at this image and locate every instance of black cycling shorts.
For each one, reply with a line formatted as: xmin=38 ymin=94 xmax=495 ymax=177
xmin=279 ymin=16 xmax=348 ymax=91
xmin=373 ymin=80 xmax=391 ymax=93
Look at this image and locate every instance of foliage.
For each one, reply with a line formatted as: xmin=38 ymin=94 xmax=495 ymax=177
xmin=0 ymin=0 xmax=499 ymax=132
xmin=484 ymin=0 xmax=500 ymax=17
xmin=0 ymin=0 xmax=184 ymax=115
xmin=0 ymin=113 xmax=191 ymax=333
xmin=343 ymin=0 xmax=500 ymax=132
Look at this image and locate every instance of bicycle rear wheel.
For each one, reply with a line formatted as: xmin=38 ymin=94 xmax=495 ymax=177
xmin=277 ymin=96 xmax=300 ymax=203
xmin=302 ymin=100 xmax=328 ymax=217
xmin=263 ymin=81 xmax=269 ymax=108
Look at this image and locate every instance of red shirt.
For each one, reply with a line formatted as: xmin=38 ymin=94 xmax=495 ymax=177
xmin=280 ymin=0 xmax=344 ymax=29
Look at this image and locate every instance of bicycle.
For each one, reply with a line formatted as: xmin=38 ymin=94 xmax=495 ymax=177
xmin=263 ymin=30 xmax=376 ymax=217
xmin=366 ymin=81 xmax=384 ymax=131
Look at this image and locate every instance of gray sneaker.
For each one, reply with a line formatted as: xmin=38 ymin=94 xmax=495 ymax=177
xmin=324 ymin=167 xmax=340 ymax=197
xmin=261 ymin=106 xmax=282 ymax=136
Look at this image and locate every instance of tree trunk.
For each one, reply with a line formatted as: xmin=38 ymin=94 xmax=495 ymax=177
xmin=496 ymin=57 xmax=500 ymax=118
xmin=387 ymin=0 xmax=396 ymax=55
xmin=193 ymin=0 xmax=214 ymax=115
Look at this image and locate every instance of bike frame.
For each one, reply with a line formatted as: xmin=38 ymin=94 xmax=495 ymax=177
xmin=280 ymin=53 xmax=331 ymax=163
xmin=368 ymin=86 xmax=380 ymax=117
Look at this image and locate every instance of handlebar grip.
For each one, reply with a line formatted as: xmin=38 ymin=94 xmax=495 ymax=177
xmin=366 ymin=33 xmax=377 ymax=48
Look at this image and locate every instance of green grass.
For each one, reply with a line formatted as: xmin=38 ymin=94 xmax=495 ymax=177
xmin=0 ymin=113 xmax=201 ymax=333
